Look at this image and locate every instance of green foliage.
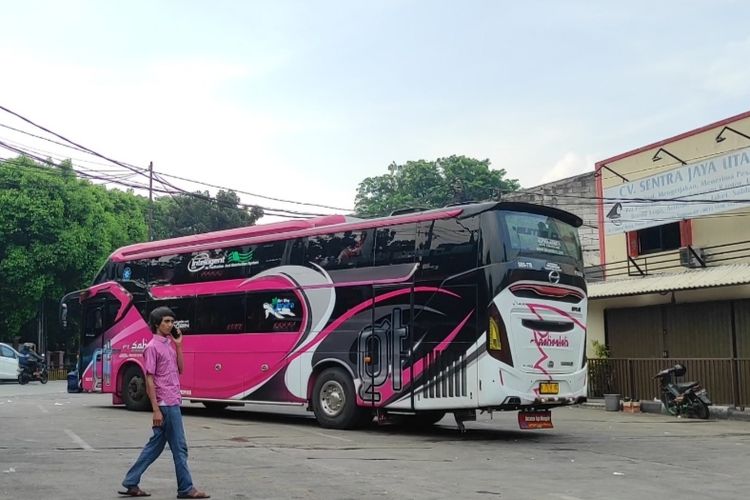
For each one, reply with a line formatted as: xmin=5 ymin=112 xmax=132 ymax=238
xmin=152 ymin=189 xmax=263 ymax=239
xmin=0 ymin=157 xmax=149 ymax=341
xmin=354 ymin=155 xmax=520 ymax=218
xmin=0 ymin=156 xmax=262 ymax=343
xmin=591 ymin=339 xmax=611 ymax=359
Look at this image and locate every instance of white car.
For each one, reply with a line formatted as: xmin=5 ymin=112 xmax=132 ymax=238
xmin=0 ymin=343 xmax=21 ymax=380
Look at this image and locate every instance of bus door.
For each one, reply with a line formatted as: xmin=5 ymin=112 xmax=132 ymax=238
xmin=361 ymin=284 xmax=413 ymax=410
xmin=80 ymin=291 xmax=121 ymax=392
xmin=411 ymin=283 xmax=479 ymax=411
xmin=61 ymin=291 xmax=83 ymax=379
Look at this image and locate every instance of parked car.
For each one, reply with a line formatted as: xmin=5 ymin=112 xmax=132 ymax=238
xmin=0 ymin=342 xmax=21 ymax=380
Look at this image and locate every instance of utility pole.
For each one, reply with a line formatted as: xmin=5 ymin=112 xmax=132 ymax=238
xmin=148 ymin=161 xmax=154 ymax=241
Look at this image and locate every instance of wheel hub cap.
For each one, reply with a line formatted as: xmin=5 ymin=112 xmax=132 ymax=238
xmin=321 ymin=380 xmax=345 ymax=417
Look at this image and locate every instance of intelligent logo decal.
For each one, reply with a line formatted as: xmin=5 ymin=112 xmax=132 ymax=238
xmin=188 ymin=250 xmax=258 ymax=273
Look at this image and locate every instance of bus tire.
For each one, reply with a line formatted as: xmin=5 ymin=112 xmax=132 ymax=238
xmin=122 ymin=365 xmax=150 ymax=411
xmin=312 ymin=367 xmax=369 ymax=429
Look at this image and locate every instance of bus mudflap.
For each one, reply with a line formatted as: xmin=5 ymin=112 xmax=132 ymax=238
xmin=518 ymin=410 xmax=553 ymax=429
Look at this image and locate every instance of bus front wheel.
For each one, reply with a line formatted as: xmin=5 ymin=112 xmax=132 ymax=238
xmin=122 ymin=365 xmax=150 ymax=411
xmin=312 ymin=368 xmax=370 ymax=429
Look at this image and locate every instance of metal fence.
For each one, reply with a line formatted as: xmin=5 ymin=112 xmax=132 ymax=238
xmin=588 ymin=358 xmax=750 ymax=408
xmin=48 ymin=368 xmax=68 ymax=381
xmin=584 ymin=240 xmax=750 ymax=282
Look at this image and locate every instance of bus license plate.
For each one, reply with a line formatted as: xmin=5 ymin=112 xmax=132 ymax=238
xmin=539 ymin=382 xmax=559 ymax=394
xmin=518 ymin=410 xmax=553 ymax=429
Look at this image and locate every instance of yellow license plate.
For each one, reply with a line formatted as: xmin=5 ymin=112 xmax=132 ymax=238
xmin=539 ymin=382 xmax=559 ymax=394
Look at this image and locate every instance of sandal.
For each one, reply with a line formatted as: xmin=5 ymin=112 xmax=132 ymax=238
xmin=117 ymin=486 xmax=151 ymax=497
xmin=177 ymin=489 xmax=210 ymax=499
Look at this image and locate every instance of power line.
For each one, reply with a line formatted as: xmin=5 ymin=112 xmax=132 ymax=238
xmin=0 ymin=136 xmax=337 ymax=218
xmin=150 ymin=170 xmax=328 ymax=217
xmin=0 ymin=133 xmax=138 ymax=173
xmin=0 ymin=105 xmax=354 ymax=211
xmin=0 ymin=105 xmax=150 ymax=180
xmin=0 ymin=136 xmax=142 ymax=180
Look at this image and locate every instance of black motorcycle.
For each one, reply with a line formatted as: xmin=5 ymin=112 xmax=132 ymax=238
xmin=18 ymin=361 xmax=49 ymax=385
xmin=655 ymin=364 xmax=711 ymax=419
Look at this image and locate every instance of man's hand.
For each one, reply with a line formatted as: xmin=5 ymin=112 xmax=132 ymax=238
xmin=152 ymin=409 xmax=163 ymax=427
xmin=171 ymin=328 xmax=183 ymax=347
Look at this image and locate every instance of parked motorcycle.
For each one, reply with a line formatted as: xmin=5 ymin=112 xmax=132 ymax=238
xmin=18 ymin=361 xmax=49 ymax=385
xmin=655 ymin=364 xmax=711 ymax=419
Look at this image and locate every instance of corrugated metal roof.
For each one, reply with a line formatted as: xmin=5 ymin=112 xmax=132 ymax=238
xmin=588 ymin=264 xmax=750 ymax=299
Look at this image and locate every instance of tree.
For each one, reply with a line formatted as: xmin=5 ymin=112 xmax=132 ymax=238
xmin=151 ymin=189 xmax=263 ymax=239
xmin=0 ymin=155 xmax=264 ymax=344
xmin=0 ymin=157 xmax=148 ymax=342
xmin=354 ymin=155 xmax=520 ymax=218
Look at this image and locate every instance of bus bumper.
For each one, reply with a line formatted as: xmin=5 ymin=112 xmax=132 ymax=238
xmin=478 ymin=362 xmax=588 ymax=409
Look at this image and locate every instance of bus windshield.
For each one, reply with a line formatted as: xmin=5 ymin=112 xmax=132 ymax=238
xmin=500 ymin=210 xmax=582 ymax=263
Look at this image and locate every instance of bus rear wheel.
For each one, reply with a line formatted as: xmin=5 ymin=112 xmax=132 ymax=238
xmin=122 ymin=365 xmax=150 ymax=411
xmin=312 ymin=368 xmax=370 ymax=429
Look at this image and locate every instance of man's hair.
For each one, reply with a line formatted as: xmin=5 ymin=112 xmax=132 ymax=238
xmin=149 ymin=306 xmax=176 ymax=333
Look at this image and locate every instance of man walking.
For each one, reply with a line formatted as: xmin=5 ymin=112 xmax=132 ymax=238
xmin=119 ymin=306 xmax=209 ymax=498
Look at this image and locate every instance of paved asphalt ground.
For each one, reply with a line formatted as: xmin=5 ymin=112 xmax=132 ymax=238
xmin=1 ymin=381 xmax=749 ymax=500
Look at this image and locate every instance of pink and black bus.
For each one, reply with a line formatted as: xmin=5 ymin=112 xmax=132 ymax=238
xmin=61 ymin=201 xmax=587 ymax=430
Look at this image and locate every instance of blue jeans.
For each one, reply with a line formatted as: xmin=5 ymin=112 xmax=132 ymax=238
xmin=122 ymin=405 xmax=194 ymax=495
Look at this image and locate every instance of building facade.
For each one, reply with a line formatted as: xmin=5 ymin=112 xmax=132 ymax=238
xmin=587 ymin=111 xmax=750 ymax=406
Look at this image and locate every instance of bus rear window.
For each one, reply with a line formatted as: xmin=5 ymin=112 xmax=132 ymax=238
xmin=502 ymin=211 xmax=581 ymax=260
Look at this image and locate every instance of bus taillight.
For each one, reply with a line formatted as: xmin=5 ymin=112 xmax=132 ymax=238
xmin=487 ymin=304 xmax=513 ymax=366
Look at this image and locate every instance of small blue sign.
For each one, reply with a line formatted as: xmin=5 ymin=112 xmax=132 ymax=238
xmin=122 ymin=267 xmax=132 ymax=280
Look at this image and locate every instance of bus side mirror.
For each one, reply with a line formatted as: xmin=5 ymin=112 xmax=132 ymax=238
xmin=61 ymin=304 xmax=68 ymax=328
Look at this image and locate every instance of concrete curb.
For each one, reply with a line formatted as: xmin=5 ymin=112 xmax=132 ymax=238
xmin=582 ymin=399 xmax=750 ymax=421
xmin=710 ymin=406 xmax=750 ymax=421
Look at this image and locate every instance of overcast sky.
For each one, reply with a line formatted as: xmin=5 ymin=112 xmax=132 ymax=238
xmin=2 ymin=0 xmax=750 ymax=221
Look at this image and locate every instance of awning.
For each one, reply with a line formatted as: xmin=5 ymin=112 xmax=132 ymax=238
xmin=588 ymin=263 xmax=750 ymax=299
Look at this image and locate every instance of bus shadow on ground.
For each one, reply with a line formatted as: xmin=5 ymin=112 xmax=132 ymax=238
xmin=98 ymin=404 xmax=550 ymax=442
xmin=173 ymin=405 xmax=549 ymax=443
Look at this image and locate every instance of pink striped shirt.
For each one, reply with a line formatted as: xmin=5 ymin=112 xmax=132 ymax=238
xmin=143 ymin=336 xmax=181 ymax=407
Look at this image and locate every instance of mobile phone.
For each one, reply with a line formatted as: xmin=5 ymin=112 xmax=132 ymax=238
xmin=170 ymin=326 xmax=181 ymax=338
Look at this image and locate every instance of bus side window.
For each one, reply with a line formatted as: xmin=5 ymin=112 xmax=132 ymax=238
xmin=286 ymin=238 xmax=306 ymax=266
xmin=305 ymin=235 xmax=327 ymax=266
xmin=147 ymin=298 xmax=195 ymax=334
xmin=118 ymin=260 xmax=148 ymax=284
xmin=374 ymin=224 xmax=417 ymax=266
xmin=148 ymin=254 xmax=182 ymax=285
xmin=306 ymin=231 xmax=373 ymax=270
xmin=248 ymin=241 xmax=286 ymax=277
xmin=246 ymin=292 xmax=302 ymax=333
xmin=416 ymin=218 xmax=479 ymax=281
xmin=192 ymin=295 xmax=245 ymax=334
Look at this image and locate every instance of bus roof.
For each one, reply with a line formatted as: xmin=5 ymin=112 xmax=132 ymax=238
xmin=111 ymin=201 xmax=581 ymax=262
